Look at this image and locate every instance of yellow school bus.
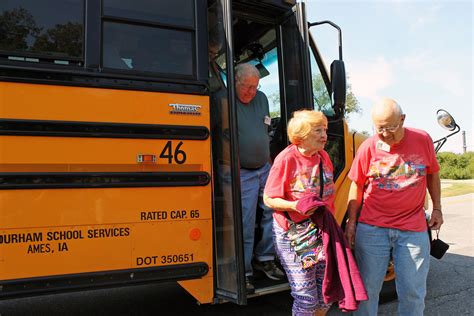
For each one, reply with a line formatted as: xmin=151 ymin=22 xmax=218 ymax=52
xmin=0 ymin=0 xmax=361 ymax=305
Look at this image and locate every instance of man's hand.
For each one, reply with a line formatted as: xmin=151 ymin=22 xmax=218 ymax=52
xmin=429 ymin=209 xmax=444 ymax=230
xmin=345 ymin=181 xmax=363 ymax=249
xmin=345 ymin=219 xmax=357 ymax=249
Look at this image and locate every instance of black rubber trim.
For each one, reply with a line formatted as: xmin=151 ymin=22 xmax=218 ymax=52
xmin=352 ymin=130 xmax=357 ymax=159
xmin=0 ymin=172 xmax=211 ymax=190
xmin=0 ymin=262 xmax=209 ymax=299
xmin=0 ymin=67 xmax=208 ymax=95
xmin=0 ymin=119 xmax=209 ymax=140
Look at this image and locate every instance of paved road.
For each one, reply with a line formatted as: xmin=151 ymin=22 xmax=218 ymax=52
xmin=0 ymin=194 xmax=472 ymax=315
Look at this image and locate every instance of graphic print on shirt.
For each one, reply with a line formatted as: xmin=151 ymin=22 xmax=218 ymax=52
xmin=289 ymin=164 xmax=335 ymax=199
xmin=368 ymin=153 xmax=427 ymax=191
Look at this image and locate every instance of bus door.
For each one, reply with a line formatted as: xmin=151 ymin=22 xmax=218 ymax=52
xmin=270 ymin=1 xmax=315 ymax=157
xmin=210 ymin=0 xmax=319 ymax=303
xmin=208 ymin=0 xmax=247 ymax=305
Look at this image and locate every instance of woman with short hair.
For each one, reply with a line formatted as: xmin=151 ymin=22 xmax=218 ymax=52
xmin=264 ymin=109 xmax=336 ymax=316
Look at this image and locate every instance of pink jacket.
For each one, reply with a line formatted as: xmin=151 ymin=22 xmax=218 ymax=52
xmin=296 ymin=194 xmax=368 ymax=312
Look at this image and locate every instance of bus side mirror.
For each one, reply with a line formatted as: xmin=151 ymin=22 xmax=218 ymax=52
xmin=433 ymin=109 xmax=460 ymax=153
xmin=331 ymin=59 xmax=346 ymax=115
xmin=437 ymin=109 xmax=457 ymax=131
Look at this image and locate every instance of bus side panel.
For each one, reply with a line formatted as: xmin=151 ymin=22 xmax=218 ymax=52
xmin=178 ymin=277 xmax=214 ymax=304
xmin=333 ymin=124 xmax=368 ymax=225
xmin=0 ymin=188 xmax=211 ymax=229
xmin=0 ymin=187 xmax=212 ymax=278
xmin=333 ymin=122 xmax=357 ymax=225
xmin=0 ymin=82 xmax=208 ymax=126
xmin=0 ymin=82 xmax=213 ymax=302
xmin=0 ymin=137 xmax=210 ymax=173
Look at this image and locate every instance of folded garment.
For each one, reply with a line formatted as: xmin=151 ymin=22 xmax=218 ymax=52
xmin=296 ymin=194 xmax=327 ymax=216
xmin=297 ymin=193 xmax=368 ymax=312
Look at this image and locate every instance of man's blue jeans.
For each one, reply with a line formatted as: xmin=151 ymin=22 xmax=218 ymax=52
xmin=353 ymin=223 xmax=430 ymax=316
xmin=240 ymin=163 xmax=275 ymax=276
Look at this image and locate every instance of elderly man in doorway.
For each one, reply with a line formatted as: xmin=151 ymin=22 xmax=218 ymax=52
xmin=234 ymin=63 xmax=285 ymax=293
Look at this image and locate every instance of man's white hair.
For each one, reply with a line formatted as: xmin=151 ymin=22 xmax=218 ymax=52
xmin=235 ymin=63 xmax=260 ymax=82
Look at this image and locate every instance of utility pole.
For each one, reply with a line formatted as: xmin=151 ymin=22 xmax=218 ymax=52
xmin=462 ymin=130 xmax=466 ymax=153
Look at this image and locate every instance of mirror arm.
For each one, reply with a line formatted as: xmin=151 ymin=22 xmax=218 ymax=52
xmin=433 ymin=138 xmax=447 ymax=154
xmin=433 ymin=124 xmax=460 ymax=153
xmin=308 ymin=20 xmax=343 ymax=61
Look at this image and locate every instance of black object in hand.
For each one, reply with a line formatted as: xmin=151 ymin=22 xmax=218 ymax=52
xmin=430 ymin=238 xmax=449 ymax=259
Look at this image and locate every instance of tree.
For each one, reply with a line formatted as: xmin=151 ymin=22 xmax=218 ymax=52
xmin=437 ymin=152 xmax=474 ymax=179
xmin=312 ymin=74 xmax=331 ymax=113
xmin=0 ymin=7 xmax=82 ymax=58
xmin=344 ymin=80 xmax=361 ymax=118
xmin=0 ymin=6 xmax=40 ymax=51
xmin=312 ymin=74 xmax=361 ymax=119
xmin=267 ymin=74 xmax=361 ymax=119
xmin=33 ymin=22 xmax=83 ymax=58
xmin=267 ymin=92 xmax=281 ymax=118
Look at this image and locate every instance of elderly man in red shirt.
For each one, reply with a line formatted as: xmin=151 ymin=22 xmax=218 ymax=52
xmin=345 ymin=98 xmax=443 ymax=316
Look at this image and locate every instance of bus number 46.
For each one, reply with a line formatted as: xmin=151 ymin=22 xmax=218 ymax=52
xmin=159 ymin=141 xmax=187 ymax=164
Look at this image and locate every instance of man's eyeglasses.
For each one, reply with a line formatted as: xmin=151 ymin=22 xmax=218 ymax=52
xmin=238 ymin=82 xmax=261 ymax=91
xmin=374 ymin=123 xmax=400 ymax=134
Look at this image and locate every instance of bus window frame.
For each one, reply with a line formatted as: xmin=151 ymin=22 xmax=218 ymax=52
xmin=308 ymin=32 xmax=332 ymax=101
xmin=100 ymin=14 xmax=197 ymax=78
xmin=209 ymin=0 xmax=247 ymax=305
xmin=307 ymin=32 xmax=346 ymax=180
xmin=0 ymin=0 xmax=86 ymax=63
xmin=0 ymin=1 xmax=208 ymax=95
xmin=101 ymin=0 xmax=196 ymax=28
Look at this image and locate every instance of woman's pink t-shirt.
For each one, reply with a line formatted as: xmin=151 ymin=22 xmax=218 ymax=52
xmin=264 ymin=144 xmax=336 ymax=230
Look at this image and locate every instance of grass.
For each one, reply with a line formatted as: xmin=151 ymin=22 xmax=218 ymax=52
xmin=441 ymin=183 xmax=474 ymax=197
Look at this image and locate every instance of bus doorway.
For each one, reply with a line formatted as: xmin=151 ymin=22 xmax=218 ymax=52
xmin=209 ymin=0 xmax=319 ymax=304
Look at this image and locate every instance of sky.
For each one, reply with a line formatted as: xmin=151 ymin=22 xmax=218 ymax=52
xmin=304 ymin=0 xmax=473 ymax=153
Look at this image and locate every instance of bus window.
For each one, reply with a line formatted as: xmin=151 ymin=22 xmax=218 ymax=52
xmin=250 ymin=45 xmax=282 ymax=161
xmin=324 ymin=128 xmax=345 ymax=179
xmin=101 ymin=0 xmax=196 ymax=77
xmin=102 ymin=22 xmax=194 ymax=76
xmin=0 ymin=0 xmax=84 ymax=62
xmin=255 ymin=47 xmax=280 ymax=118
xmin=309 ymin=42 xmax=345 ymax=179
xmin=309 ymin=49 xmax=333 ymax=116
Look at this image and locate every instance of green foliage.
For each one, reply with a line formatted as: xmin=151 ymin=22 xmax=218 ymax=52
xmin=267 ymin=74 xmax=361 ymax=119
xmin=268 ymin=92 xmax=280 ymax=116
xmin=0 ymin=7 xmax=82 ymax=57
xmin=437 ymin=152 xmax=474 ymax=179
xmin=269 ymin=110 xmax=280 ymax=118
xmin=325 ymin=138 xmax=343 ymax=174
xmin=344 ymin=81 xmax=361 ymax=118
xmin=312 ymin=74 xmax=360 ymax=118
xmin=441 ymin=183 xmax=474 ymax=197
xmin=312 ymin=74 xmax=331 ymax=113
xmin=0 ymin=6 xmax=40 ymax=51
xmin=33 ymin=22 xmax=83 ymax=57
